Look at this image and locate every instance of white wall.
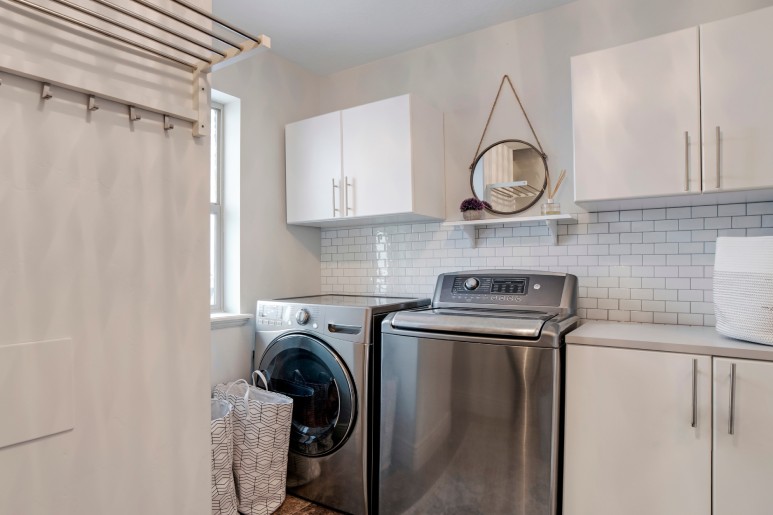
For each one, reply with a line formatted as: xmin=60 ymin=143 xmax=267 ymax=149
xmin=0 ymin=64 xmax=210 ymax=515
xmin=315 ymin=0 xmax=773 ymax=325
xmin=211 ymin=52 xmax=322 ymax=386
xmin=318 ymin=0 xmax=773 ymax=218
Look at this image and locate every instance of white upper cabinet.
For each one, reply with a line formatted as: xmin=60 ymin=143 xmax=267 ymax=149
xmin=286 ymin=111 xmax=342 ymax=224
xmin=713 ymin=358 xmax=773 ymax=515
xmin=285 ymin=94 xmax=445 ymax=227
xmin=572 ymin=28 xmax=702 ymax=203
xmin=342 ymin=95 xmax=413 ymax=218
xmin=563 ymin=345 xmax=711 ymax=515
xmin=572 ymin=6 xmax=773 ymax=206
xmin=701 ymin=6 xmax=773 ymax=192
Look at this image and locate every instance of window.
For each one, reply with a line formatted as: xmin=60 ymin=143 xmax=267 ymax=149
xmin=210 ymin=102 xmax=224 ymax=312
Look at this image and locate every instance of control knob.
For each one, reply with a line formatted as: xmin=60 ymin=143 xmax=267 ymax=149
xmin=464 ymin=277 xmax=480 ymax=291
xmin=295 ymin=309 xmax=310 ymax=325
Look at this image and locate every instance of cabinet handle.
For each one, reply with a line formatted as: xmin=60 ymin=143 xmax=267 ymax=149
xmin=729 ymin=362 xmax=736 ymax=435
xmin=684 ymin=131 xmax=690 ymax=192
xmin=345 ymin=176 xmax=353 ymax=215
xmin=716 ymin=126 xmax=721 ymax=189
xmin=332 ymin=179 xmax=339 ymax=217
xmin=691 ymin=358 xmax=697 ymax=428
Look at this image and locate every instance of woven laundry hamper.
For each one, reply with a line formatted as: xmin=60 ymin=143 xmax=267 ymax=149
xmin=213 ymin=374 xmax=293 ymax=515
xmin=211 ymin=399 xmax=238 ymax=515
xmin=714 ymin=236 xmax=773 ymax=345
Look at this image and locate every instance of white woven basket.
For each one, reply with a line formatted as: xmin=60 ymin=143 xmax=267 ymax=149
xmin=714 ymin=236 xmax=773 ymax=345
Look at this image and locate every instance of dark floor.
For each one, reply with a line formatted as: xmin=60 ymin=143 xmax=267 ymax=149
xmin=275 ymin=494 xmax=342 ymax=514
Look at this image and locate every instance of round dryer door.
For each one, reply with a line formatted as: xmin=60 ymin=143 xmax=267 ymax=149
xmin=259 ymin=333 xmax=356 ymax=457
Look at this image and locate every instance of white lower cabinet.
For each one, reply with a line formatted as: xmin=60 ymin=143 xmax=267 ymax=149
xmin=563 ymin=345 xmax=712 ymax=515
xmin=713 ymin=358 xmax=773 ymax=515
xmin=565 ymin=346 xmax=773 ymax=515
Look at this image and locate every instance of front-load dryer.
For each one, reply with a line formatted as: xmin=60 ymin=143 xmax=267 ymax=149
xmin=254 ymin=295 xmax=429 ymax=515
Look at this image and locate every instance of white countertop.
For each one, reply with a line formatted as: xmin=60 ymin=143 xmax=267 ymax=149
xmin=566 ymin=321 xmax=773 ymax=362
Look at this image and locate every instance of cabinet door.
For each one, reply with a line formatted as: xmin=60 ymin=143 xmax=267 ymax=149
xmin=572 ymin=28 xmax=701 ymax=202
xmin=342 ymin=95 xmax=413 ymax=218
xmin=713 ymin=358 xmax=773 ymax=515
xmin=285 ymin=111 xmax=342 ymax=224
xmin=563 ymin=345 xmax=711 ymax=515
xmin=701 ymin=7 xmax=773 ymax=191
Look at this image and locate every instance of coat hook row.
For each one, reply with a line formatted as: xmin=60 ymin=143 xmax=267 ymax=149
xmin=0 ymin=73 xmax=182 ymax=132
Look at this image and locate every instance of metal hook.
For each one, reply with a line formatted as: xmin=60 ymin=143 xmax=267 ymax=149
xmin=129 ymin=106 xmax=141 ymax=121
xmin=41 ymin=83 xmax=53 ymax=100
xmin=87 ymin=95 xmax=99 ymax=111
xmin=164 ymin=115 xmax=174 ymax=131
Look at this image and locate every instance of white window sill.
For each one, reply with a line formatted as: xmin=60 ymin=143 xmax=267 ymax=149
xmin=210 ymin=313 xmax=253 ymax=330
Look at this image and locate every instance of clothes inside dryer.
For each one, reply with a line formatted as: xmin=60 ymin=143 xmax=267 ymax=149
xmin=260 ymin=333 xmax=355 ymax=458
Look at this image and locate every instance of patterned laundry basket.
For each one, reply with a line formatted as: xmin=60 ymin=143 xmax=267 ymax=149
xmin=213 ymin=373 xmax=293 ymax=515
xmin=211 ymin=399 xmax=238 ymax=515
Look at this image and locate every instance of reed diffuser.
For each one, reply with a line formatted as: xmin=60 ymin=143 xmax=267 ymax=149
xmin=541 ymin=168 xmax=567 ymax=215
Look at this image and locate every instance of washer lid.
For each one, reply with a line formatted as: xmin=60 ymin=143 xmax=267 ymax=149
xmin=389 ymin=308 xmax=557 ymax=339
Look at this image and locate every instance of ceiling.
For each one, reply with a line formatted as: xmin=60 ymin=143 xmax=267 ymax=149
xmin=213 ymin=0 xmax=575 ymax=75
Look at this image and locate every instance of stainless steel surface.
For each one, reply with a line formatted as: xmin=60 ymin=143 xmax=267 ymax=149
xmin=90 ymin=0 xmax=228 ymax=56
xmin=684 ymin=131 xmax=690 ymax=192
xmin=129 ymin=0 xmax=244 ymax=48
xmin=275 ymin=295 xmax=429 ymax=315
xmin=296 ymin=309 xmax=310 ymax=325
xmin=171 ymin=0 xmax=263 ymax=43
xmin=729 ymin=362 xmax=736 ymax=435
xmin=378 ymin=270 xmax=578 ymax=515
xmin=345 ymin=176 xmax=352 ymax=215
xmin=332 ymin=179 xmax=339 ymax=216
xmin=716 ymin=126 xmax=721 ymax=189
xmin=48 ymin=0 xmax=213 ymax=63
xmin=431 ymin=270 xmax=577 ymax=315
xmin=390 ymin=308 xmax=558 ymax=341
xmin=328 ymin=323 xmax=362 ymax=335
xmin=378 ymin=333 xmax=564 ymax=515
xmin=254 ymin=295 xmax=429 ymax=515
xmin=691 ymin=358 xmax=697 ymax=428
xmin=8 ymin=0 xmax=196 ymax=68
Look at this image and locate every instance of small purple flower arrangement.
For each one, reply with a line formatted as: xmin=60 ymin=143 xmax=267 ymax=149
xmin=459 ymin=197 xmax=491 ymax=220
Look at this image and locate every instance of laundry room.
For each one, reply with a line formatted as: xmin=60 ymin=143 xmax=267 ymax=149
xmin=3 ymin=0 xmax=773 ymax=514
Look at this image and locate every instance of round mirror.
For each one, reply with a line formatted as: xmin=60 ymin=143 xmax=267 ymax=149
xmin=470 ymin=139 xmax=548 ymax=215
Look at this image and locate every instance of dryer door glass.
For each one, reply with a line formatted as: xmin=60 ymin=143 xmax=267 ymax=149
xmin=259 ymin=333 xmax=356 ymax=457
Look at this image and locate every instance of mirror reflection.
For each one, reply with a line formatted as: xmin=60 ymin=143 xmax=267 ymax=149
xmin=470 ymin=140 xmax=547 ymax=215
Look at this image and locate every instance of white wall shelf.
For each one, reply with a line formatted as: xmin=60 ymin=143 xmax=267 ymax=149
xmin=443 ymin=214 xmax=575 ymax=247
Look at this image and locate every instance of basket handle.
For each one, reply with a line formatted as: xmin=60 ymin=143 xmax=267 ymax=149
xmin=252 ymin=370 xmax=270 ymax=390
xmin=224 ymin=378 xmax=251 ymax=422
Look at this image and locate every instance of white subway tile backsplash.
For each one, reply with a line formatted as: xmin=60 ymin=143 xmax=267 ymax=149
xmin=718 ymin=204 xmax=746 ymax=216
xmin=320 ymin=202 xmax=771 ymax=327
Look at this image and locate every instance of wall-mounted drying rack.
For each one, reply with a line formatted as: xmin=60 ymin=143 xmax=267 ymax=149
xmin=3 ymin=0 xmax=269 ymax=137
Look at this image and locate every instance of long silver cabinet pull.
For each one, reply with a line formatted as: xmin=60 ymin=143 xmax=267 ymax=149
xmin=332 ymin=178 xmax=340 ymax=216
xmin=691 ymin=359 xmax=697 ymax=428
xmin=345 ymin=176 xmax=353 ymax=214
xmin=729 ymin=362 xmax=736 ymax=435
xmin=716 ymin=126 xmax=721 ymax=189
xmin=684 ymin=131 xmax=690 ymax=192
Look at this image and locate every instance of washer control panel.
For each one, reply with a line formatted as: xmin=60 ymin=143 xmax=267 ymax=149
xmin=437 ymin=271 xmax=573 ymax=309
xmin=256 ymin=303 xmax=322 ymax=329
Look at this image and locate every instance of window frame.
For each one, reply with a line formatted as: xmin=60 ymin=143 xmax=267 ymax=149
xmin=210 ymin=102 xmax=225 ymax=313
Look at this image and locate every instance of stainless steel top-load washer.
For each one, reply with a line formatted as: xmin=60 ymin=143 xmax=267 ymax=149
xmin=378 ymin=270 xmax=579 ymax=515
xmin=254 ymin=294 xmax=429 ymax=515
